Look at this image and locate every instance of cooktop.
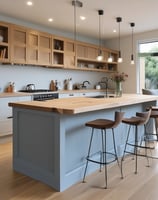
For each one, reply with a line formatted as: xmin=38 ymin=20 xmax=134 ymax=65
xmin=19 ymin=89 xmax=52 ymax=93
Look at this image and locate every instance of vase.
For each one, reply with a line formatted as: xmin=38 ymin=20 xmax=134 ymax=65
xmin=115 ymin=81 xmax=122 ymax=97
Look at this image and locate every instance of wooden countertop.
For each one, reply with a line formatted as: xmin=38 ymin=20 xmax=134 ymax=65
xmin=0 ymin=92 xmax=32 ymax=98
xmin=0 ymin=89 xmax=108 ymax=98
xmin=9 ymin=94 xmax=158 ymax=114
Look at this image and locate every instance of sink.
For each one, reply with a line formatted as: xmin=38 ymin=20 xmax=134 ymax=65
xmin=90 ymin=95 xmax=115 ymax=98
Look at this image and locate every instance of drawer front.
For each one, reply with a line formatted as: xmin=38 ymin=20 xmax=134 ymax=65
xmin=0 ymin=119 xmax=12 ymax=136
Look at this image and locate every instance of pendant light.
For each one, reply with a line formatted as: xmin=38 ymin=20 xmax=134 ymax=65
xmin=116 ymin=17 xmax=123 ymax=63
xmin=96 ymin=10 xmax=104 ymax=61
xmin=108 ymin=52 xmax=113 ymax=63
xmin=130 ymin=22 xmax=135 ymax=65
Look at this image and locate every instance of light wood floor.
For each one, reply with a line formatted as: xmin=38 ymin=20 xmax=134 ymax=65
xmin=1 ymin=142 xmax=158 ymax=200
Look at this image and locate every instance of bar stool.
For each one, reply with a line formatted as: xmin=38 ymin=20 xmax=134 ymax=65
xmin=146 ymin=106 xmax=158 ymax=141
xmin=82 ymin=111 xmax=125 ymax=189
xmin=121 ymin=109 xmax=151 ymax=178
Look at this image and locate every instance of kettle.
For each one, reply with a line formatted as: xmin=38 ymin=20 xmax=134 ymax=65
xmin=26 ymin=84 xmax=35 ymax=91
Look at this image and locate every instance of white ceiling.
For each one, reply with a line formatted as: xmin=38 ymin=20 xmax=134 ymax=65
xmin=0 ymin=0 xmax=158 ymax=40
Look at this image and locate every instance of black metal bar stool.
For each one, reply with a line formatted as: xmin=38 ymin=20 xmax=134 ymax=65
xmin=82 ymin=111 xmax=125 ymax=189
xmin=121 ymin=109 xmax=151 ymax=178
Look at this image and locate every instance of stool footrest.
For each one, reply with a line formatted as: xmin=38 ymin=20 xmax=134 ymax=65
xmin=126 ymin=142 xmax=155 ymax=150
xmin=124 ymin=150 xmax=158 ymax=160
xmin=87 ymin=152 xmax=117 ymax=165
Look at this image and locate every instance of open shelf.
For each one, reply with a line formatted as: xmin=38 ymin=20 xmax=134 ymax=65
xmin=0 ymin=23 xmax=10 ymax=62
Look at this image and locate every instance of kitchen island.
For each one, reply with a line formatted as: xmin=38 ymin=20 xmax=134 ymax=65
xmin=9 ymin=94 xmax=158 ymax=191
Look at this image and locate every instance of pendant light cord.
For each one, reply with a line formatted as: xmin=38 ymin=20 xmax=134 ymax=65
xmin=118 ymin=21 xmax=120 ymax=53
xmin=74 ymin=0 xmax=77 ymax=59
xmin=72 ymin=0 xmax=83 ymax=58
xmin=131 ymin=23 xmax=135 ymax=56
xmin=99 ymin=13 xmax=101 ymax=51
xmin=98 ymin=10 xmax=104 ymax=56
xmin=74 ymin=1 xmax=77 ymax=42
xmin=130 ymin=22 xmax=135 ymax=63
xmin=116 ymin=17 xmax=122 ymax=62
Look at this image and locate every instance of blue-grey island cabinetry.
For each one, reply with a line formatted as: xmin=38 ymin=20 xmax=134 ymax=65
xmin=9 ymin=94 xmax=158 ymax=191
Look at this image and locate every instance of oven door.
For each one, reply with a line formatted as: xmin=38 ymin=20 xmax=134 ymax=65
xmin=33 ymin=93 xmax=59 ymax=101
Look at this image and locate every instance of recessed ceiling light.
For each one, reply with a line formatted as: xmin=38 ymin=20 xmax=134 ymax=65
xmin=113 ymin=29 xmax=117 ymax=33
xmin=48 ymin=18 xmax=54 ymax=22
xmin=80 ymin=16 xmax=86 ymax=20
xmin=26 ymin=1 xmax=33 ymax=6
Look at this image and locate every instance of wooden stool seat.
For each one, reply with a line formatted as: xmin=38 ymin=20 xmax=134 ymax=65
xmin=86 ymin=119 xmax=116 ymax=129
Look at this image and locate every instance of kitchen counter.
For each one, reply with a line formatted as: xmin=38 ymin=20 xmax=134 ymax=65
xmin=10 ymin=93 xmax=158 ymax=191
xmin=0 ymin=92 xmax=32 ymax=98
xmin=9 ymin=93 xmax=158 ymax=114
xmin=0 ymin=89 xmax=108 ymax=99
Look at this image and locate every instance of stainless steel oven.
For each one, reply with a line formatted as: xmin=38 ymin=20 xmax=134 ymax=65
xmin=19 ymin=89 xmax=59 ymax=101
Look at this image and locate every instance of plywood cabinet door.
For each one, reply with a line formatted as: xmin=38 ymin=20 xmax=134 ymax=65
xmin=28 ymin=30 xmax=39 ymax=65
xmin=87 ymin=46 xmax=98 ymax=60
xmin=38 ymin=33 xmax=52 ymax=66
xmin=11 ymin=25 xmax=27 ymax=64
xmin=76 ymin=44 xmax=87 ymax=58
xmin=64 ymin=40 xmax=75 ymax=68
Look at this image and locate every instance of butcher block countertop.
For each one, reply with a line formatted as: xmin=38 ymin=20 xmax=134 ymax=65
xmin=0 ymin=92 xmax=32 ymax=98
xmin=8 ymin=94 xmax=158 ymax=114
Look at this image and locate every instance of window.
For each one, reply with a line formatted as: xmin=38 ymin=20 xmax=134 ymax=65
xmin=139 ymin=41 xmax=158 ymax=91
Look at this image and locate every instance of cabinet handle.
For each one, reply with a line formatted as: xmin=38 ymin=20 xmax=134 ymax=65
xmin=7 ymin=116 xmax=13 ymax=119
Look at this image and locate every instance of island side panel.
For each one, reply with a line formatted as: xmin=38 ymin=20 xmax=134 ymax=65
xmin=12 ymin=108 xmax=62 ymax=191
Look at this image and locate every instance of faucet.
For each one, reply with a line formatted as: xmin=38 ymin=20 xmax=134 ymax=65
xmin=81 ymin=81 xmax=90 ymax=89
xmin=100 ymin=77 xmax=110 ymax=97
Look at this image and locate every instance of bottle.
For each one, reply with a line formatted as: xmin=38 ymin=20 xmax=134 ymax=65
xmin=7 ymin=82 xmax=12 ymax=92
xmin=50 ymin=80 xmax=56 ymax=91
xmin=55 ymin=80 xmax=58 ymax=91
xmin=12 ymin=82 xmax=16 ymax=92
xmin=67 ymin=78 xmax=73 ymax=90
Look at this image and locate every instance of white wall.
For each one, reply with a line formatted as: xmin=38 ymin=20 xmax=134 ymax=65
xmin=0 ymin=65 xmax=106 ymax=92
xmin=105 ymin=29 xmax=158 ymax=94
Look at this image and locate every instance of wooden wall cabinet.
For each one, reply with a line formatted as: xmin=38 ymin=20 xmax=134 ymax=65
xmin=0 ymin=22 xmax=10 ymax=62
xmin=12 ymin=27 xmax=52 ymax=66
xmin=0 ymin=21 xmax=118 ymax=73
xmin=76 ymin=43 xmax=118 ymax=72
